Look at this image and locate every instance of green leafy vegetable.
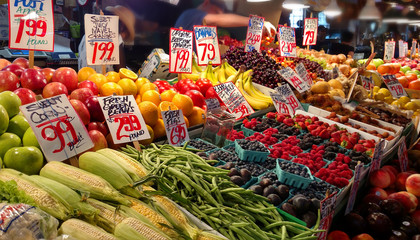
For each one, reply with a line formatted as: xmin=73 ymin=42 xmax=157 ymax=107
xmin=0 ymin=180 xmax=35 ymax=205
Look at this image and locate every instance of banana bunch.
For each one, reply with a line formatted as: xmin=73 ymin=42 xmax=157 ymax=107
xmin=201 ymin=61 xmax=218 ymax=85
xmin=235 ymin=70 xmax=273 ymax=110
xmin=179 ymin=57 xmax=203 ymax=81
xmin=214 ymin=60 xmax=238 ymax=83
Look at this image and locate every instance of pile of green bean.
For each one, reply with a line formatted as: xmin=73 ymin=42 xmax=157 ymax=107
xmin=121 ymin=144 xmax=323 ymax=240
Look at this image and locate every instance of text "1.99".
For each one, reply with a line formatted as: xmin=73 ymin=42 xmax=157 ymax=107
xmin=92 ymin=42 xmax=114 ymax=64
xmin=16 ymin=19 xmax=47 ymax=44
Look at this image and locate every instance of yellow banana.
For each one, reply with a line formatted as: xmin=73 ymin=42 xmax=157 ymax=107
xmin=224 ymin=61 xmax=238 ymax=77
xmin=243 ymin=69 xmax=253 ymax=79
xmin=218 ymin=63 xmax=227 ymax=83
xmin=236 ymin=75 xmax=270 ymax=110
xmin=192 ymin=57 xmax=203 ymax=73
xmin=228 ymin=66 xmax=245 ymax=84
xmin=182 ymin=73 xmax=200 ymax=81
xmin=244 ymin=76 xmax=273 ymax=103
xmin=205 ymin=62 xmax=218 ymax=85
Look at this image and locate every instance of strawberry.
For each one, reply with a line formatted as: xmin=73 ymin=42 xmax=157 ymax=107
xmin=319 ymin=129 xmax=331 ymax=139
xmin=349 ymin=136 xmax=358 ymax=145
xmin=354 ymin=144 xmax=365 ymax=152
xmin=266 ymin=112 xmax=276 ymax=119
xmin=307 ymin=124 xmax=318 ymax=131
xmin=283 ymin=118 xmax=295 ymax=126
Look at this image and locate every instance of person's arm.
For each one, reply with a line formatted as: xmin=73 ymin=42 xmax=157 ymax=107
xmin=348 ymin=51 xmax=354 ymax=58
xmin=203 ymin=13 xmax=249 ymax=28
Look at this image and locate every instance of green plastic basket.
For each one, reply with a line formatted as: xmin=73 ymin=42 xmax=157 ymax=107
xmin=240 ymin=125 xmax=258 ymax=137
xmin=234 ymin=140 xmax=270 ymax=163
xmin=276 ymin=159 xmax=314 ymax=189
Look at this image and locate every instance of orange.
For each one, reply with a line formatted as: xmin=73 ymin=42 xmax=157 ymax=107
xmin=187 ymin=106 xmax=206 ymax=127
xmin=138 ymin=125 xmax=154 ymax=145
xmin=183 ymin=116 xmax=189 ymax=128
xmin=88 ymin=73 xmax=107 ymax=88
xmin=377 ymin=64 xmax=391 ymax=75
xmin=119 ymin=68 xmax=138 ymax=80
xmin=158 ymin=101 xmax=178 ymax=118
xmin=139 ymin=83 xmax=158 ymax=96
xmin=135 ymin=94 xmax=142 ymax=104
xmin=161 ymin=89 xmax=177 ymax=102
xmin=105 ymin=71 xmax=120 ymax=83
xmin=406 ymin=73 xmax=418 ymax=82
xmin=100 ymin=82 xmax=123 ymax=96
xmin=366 ymin=64 xmax=376 ymax=70
xmin=135 ymin=78 xmax=150 ymax=94
xmin=142 ymin=90 xmax=161 ymax=106
xmin=409 ymin=79 xmax=420 ymax=90
xmin=172 ymin=94 xmax=193 ymax=116
xmin=152 ymin=119 xmax=166 ymax=140
xmin=138 ymin=101 xmax=158 ymax=127
xmin=118 ymin=78 xmax=137 ymax=96
xmin=397 ymin=76 xmax=409 ymax=88
xmin=78 ymin=67 xmax=96 ymax=82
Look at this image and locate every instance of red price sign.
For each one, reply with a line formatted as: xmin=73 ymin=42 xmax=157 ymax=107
xmin=361 ymin=76 xmax=373 ymax=90
xmin=303 ymin=18 xmax=318 ymax=46
xmin=213 ymin=82 xmax=254 ymax=120
xmin=295 ymin=63 xmax=313 ymax=86
xmin=278 ymin=67 xmax=310 ymax=93
xmin=98 ymin=95 xmax=150 ymax=144
xmin=271 ymin=84 xmax=303 ymax=116
xmin=19 ymin=95 xmax=93 ymax=162
xmin=8 ymin=0 xmax=54 ymax=51
xmin=278 ymin=26 xmax=297 ymax=57
xmin=194 ymin=26 xmax=221 ymax=66
xmin=245 ymin=15 xmax=264 ymax=52
xmin=383 ymin=75 xmax=407 ymax=98
xmin=85 ymin=14 xmax=120 ymax=65
xmin=161 ymin=109 xmax=189 ymax=146
xmin=170 ymin=28 xmax=193 ymax=73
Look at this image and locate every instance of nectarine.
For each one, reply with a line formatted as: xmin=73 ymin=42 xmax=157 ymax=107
xmin=369 ymin=169 xmax=391 ymax=188
xmin=406 ymin=174 xmax=420 ymax=197
xmin=327 ymin=230 xmax=350 ymax=240
xmin=388 ymin=191 xmax=418 ymax=213
xmin=352 ymin=233 xmax=374 ymax=240
xmin=396 ymin=172 xmax=414 ymax=191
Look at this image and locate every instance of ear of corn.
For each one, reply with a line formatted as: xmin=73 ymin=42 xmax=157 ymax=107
xmin=118 ymin=205 xmax=161 ymax=232
xmin=0 ymin=168 xmax=70 ymax=220
xmin=114 ymin=217 xmax=171 ymax=240
xmin=195 ymin=231 xmax=228 ymax=240
xmin=59 ymin=218 xmax=118 ymax=240
xmin=40 ymin=161 xmax=130 ymax=206
xmin=86 ymin=198 xmax=128 ymax=233
xmin=78 ymin=151 xmax=141 ymax=198
xmin=28 ymin=175 xmax=99 ymax=222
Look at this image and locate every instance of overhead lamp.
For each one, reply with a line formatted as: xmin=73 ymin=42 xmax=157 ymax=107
xmin=407 ymin=6 xmax=420 ymax=24
xmin=323 ymin=0 xmax=342 ymax=18
xmin=383 ymin=3 xmax=408 ymax=23
xmin=358 ymin=0 xmax=381 ymax=20
xmin=282 ymin=0 xmax=309 ymax=9
xmin=248 ymin=0 xmax=271 ymax=2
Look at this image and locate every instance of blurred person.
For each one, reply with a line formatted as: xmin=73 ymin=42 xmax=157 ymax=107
xmin=329 ymin=30 xmax=355 ymax=57
xmin=312 ymin=26 xmax=329 ymax=52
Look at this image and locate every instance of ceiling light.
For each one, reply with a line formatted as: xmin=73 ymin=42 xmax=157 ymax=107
xmin=407 ymin=6 xmax=420 ymax=24
xmin=382 ymin=3 xmax=408 ymax=23
xmin=282 ymin=0 xmax=309 ymax=9
xmin=358 ymin=0 xmax=381 ymax=20
xmin=247 ymin=0 xmax=271 ymax=2
xmin=323 ymin=0 xmax=342 ymax=18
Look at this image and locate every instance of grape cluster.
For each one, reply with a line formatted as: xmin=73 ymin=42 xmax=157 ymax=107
xmin=293 ymin=57 xmax=330 ymax=81
xmin=222 ymin=47 xmax=284 ymax=88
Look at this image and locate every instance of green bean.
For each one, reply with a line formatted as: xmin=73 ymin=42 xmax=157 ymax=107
xmin=230 ymin=226 xmax=255 ymax=240
xmin=281 ymin=225 xmax=287 ymax=240
xmin=265 ymin=232 xmax=284 ymax=240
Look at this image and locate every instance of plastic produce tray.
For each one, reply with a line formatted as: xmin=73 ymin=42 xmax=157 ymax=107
xmin=240 ymin=124 xmax=258 ymax=137
xmin=234 ymin=140 xmax=270 ymax=163
xmin=275 ymin=159 xmax=314 ymax=189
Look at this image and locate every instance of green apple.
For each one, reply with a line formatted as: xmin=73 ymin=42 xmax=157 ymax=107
xmin=0 ymin=91 xmax=21 ymax=118
xmin=7 ymin=115 xmax=30 ymax=139
xmin=3 ymin=146 xmax=43 ymax=175
xmin=372 ymin=59 xmax=384 ymax=68
xmin=0 ymin=132 xmax=21 ymax=159
xmin=401 ymin=66 xmax=411 ymax=73
xmin=413 ymin=70 xmax=420 ymax=75
xmin=22 ymin=127 xmax=40 ymax=149
xmin=0 ymin=156 xmax=2 ymax=168
xmin=0 ymin=104 xmax=8 ymax=135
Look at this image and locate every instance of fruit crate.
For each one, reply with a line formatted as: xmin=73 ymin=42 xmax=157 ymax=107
xmin=275 ymin=159 xmax=314 ymax=189
xmin=234 ymin=140 xmax=270 ymax=163
xmin=222 ymin=144 xmax=236 ymax=153
xmin=240 ymin=125 xmax=258 ymax=137
xmin=182 ymin=138 xmax=218 ymax=152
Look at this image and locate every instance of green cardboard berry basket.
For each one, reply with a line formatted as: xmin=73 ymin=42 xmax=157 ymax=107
xmin=234 ymin=140 xmax=270 ymax=163
xmin=276 ymin=159 xmax=314 ymax=189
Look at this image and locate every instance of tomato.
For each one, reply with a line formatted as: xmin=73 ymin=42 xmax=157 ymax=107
xmin=175 ymin=79 xmax=200 ymax=94
xmin=184 ymin=90 xmax=206 ymax=109
xmin=196 ymin=78 xmax=213 ymax=96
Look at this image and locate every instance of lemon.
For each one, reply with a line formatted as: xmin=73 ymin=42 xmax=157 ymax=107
xmin=398 ymin=96 xmax=411 ymax=105
xmin=391 ymin=101 xmax=401 ymax=108
xmin=404 ymin=102 xmax=418 ymax=111
xmin=412 ymin=99 xmax=420 ymax=108
xmin=384 ymin=96 xmax=394 ymax=104
xmin=378 ymin=88 xmax=391 ymax=97
xmin=374 ymin=92 xmax=385 ymax=101
xmin=373 ymin=86 xmax=380 ymax=93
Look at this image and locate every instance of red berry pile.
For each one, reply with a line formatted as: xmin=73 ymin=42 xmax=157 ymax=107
xmin=293 ymin=145 xmax=327 ymax=174
xmin=246 ymin=128 xmax=280 ymax=147
xmin=226 ymin=130 xmax=245 ymax=141
xmin=314 ymin=161 xmax=353 ymax=188
xmin=269 ymin=136 xmax=302 ymax=160
xmin=243 ymin=118 xmax=259 ymax=130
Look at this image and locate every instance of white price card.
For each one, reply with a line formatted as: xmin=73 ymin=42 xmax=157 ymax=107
xmin=278 ymin=67 xmax=310 ymax=93
xmin=205 ymin=98 xmax=220 ymax=111
xmin=368 ymin=139 xmax=385 ymax=176
xmin=360 ymin=75 xmax=373 ymax=91
xmin=19 ymin=94 xmax=93 ymax=162
xmin=8 ymin=0 xmax=54 ymax=51
xmin=404 ymin=42 xmax=408 ymax=57
xmin=98 ymin=95 xmax=150 ymax=144
xmin=270 ymin=92 xmax=290 ymax=115
xmin=161 ymin=109 xmax=190 ymax=146
xmin=411 ymin=40 xmax=417 ymax=57
xmin=193 ymin=25 xmax=221 ymax=66
xmin=169 ymin=28 xmax=193 ymax=73
xmin=317 ymin=192 xmax=338 ymax=240
xmin=398 ymin=136 xmax=408 ymax=172
xmin=295 ymin=63 xmax=313 ymax=86
xmin=384 ymin=41 xmax=395 ymax=61
xmin=399 ymin=40 xmax=404 ymax=58
xmin=213 ymin=82 xmax=254 ymax=120
xmin=270 ymin=84 xmax=303 ymax=116
xmin=278 ymin=26 xmax=297 ymax=58
xmin=139 ymin=55 xmax=159 ymax=78
xmin=244 ymin=15 xmax=264 ymax=52
xmin=84 ymin=14 xmax=120 ymax=66
xmin=383 ymin=75 xmax=408 ymax=98
xmin=345 ymin=163 xmax=364 ymax=215
xmin=303 ymin=18 xmax=318 ymax=46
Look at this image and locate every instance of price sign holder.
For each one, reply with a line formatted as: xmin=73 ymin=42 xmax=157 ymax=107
xmin=278 ymin=67 xmax=309 ymax=93
xmin=368 ymin=139 xmax=385 ymax=177
xmin=317 ymin=192 xmax=338 ymax=240
xmin=295 ymin=63 xmax=313 ymax=86
xmin=303 ymin=18 xmax=318 ymax=46
xmin=345 ymin=162 xmax=364 ymax=215
xmin=245 ymin=15 xmax=264 ymax=52
xmin=270 ymin=84 xmax=303 ymax=116
xmin=98 ymin=95 xmax=150 ymax=147
xmin=278 ymin=25 xmax=297 ymax=58
xmin=384 ymin=41 xmax=395 ymax=61
xmin=398 ymin=136 xmax=408 ymax=172
xmin=193 ymin=25 xmax=221 ymax=66
xmin=383 ymin=75 xmax=408 ymax=98
xmin=169 ymin=28 xmax=193 ymax=74
xmin=161 ymin=109 xmax=189 ymax=146
xmin=213 ymin=82 xmax=254 ymax=120
xmin=19 ymin=94 xmax=94 ymax=162
xmin=205 ymin=98 xmax=221 ymax=112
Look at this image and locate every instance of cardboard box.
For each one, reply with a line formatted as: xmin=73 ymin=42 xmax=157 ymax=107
xmin=138 ymin=48 xmax=177 ymax=81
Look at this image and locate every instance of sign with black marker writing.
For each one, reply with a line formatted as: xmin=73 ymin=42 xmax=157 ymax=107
xmin=383 ymin=75 xmax=407 ymax=98
xmin=295 ymin=63 xmax=313 ymax=86
xmin=278 ymin=26 xmax=296 ymax=57
xmin=317 ymin=192 xmax=338 ymax=240
xmin=345 ymin=163 xmax=364 ymax=215
xmin=361 ymin=75 xmax=373 ymax=91
xmin=270 ymin=85 xmax=303 ymax=116
xmin=369 ymin=139 xmax=385 ymax=176
xmin=213 ymin=82 xmax=254 ymax=120
xmin=245 ymin=15 xmax=264 ymax=52
xmin=194 ymin=25 xmax=221 ymax=66
xmin=303 ymin=18 xmax=317 ymax=46
xmin=205 ymin=98 xmax=221 ymax=111
xmin=398 ymin=136 xmax=408 ymax=172
xmin=278 ymin=67 xmax=309 ymax=93
xmin=169 ymin=28 xmax=193 ymax=73
xmin=161 ymin=109 xmax=189 ymax=146
xmin=384 ymin=41 xmax=395 ymax=61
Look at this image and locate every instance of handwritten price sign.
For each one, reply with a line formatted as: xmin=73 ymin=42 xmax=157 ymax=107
xmin=161 ymin=109 xmax=189 ymax=146
xmin=361 ymin=75 xmax=373 ymax=91
xmin=278 ymin=26 xmax=297 ymax=58
xmin=278 ymin=67 xmax=309 ymax=93
xmin=383 ymin=75 xmax=408 ymax=98
xmin=404 ymin=42 xmax=408 ymax=57
xmin=193 ymin=26 xmax=221 ymax=66
xmin=245 ymin=15 xmax=264 ymax=52
xmin=399 ymin=40 xmax=404 ymax=58
xmin=295 ymin=63 xmax=313 ymax=86
xmin=213 ymin=82 xmax=254 ymax=120
xmin=303 ymin=18 xmax=318 ymax=46
xmin=317 ymin=192 xmax=338 ymax=240
xmin=8 ymin=0 xmax=54 ymax=51
xmin=398 ymin=136 xmax=408 ymax=172
xmin=19 ymin=95 xmax=93 ymax=162
xmin=84 ymin=14 xmax=119 ymax=65
xmin=270 ymin=84 xmax=303 ymax=116
xmin=98 ymin=95 xmax=150 ymax=144
xmin=169 ymin=28 xmax=193 ymax=73
xmin=205 ymin=98 xmax=221 ymax=111
xmin=369 ymin=139 xmax=385 ymax=177
xmin=412 ymin=40 xmax=417 ymax=58
xmin=384 ymin=41 xmax=395 ymax=61
xmin=345 ymin=163 xmax=364 ymax=215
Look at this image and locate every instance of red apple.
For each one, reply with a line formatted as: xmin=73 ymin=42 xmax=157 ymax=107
xmin=406 ymin=174 xmax=420 ymax=197
xmin=396 ymin=172 xmax=414 ymax=191
xmin=87 ymin=122 xmax=108 ymax=136
xmin=20 ymin=68 xmax=47 ymax=93
xmin=369 ymin=169 xmax=391 ymax=188
xmin=78 ymin=80 xmax=99 ymax=95
xmin=327 ymin=230 xmax=350 ymax=240
xmin=52 ymin=67 xmax=78 ymax=92
xmin=0 ymin=59 xmax=11 ymax=69
xmin=40 ymin=68 xmax=55 ymax=83
xmin=0 ymin=71 xmax=19 ymax=92
xmin=13 ymin=88 xmax=36 ymax=105
xmin=2 ymin=64 xmax=25 ymax=77
xmin=42 ymin=82 xmax=68 ymax=98
xmin=70 ymin=99 xmax=90 ymax=125
xmin=70 ymin=88 xmax=94 ymax=103
xmin=84 ymin=96 xmax=105 ymax=122
xmin=368 ymin=187 xmax=388 ymax=200
xmin=88 ymin=130 xmax=107 ymax=151
xmin=381 ymin=166 xmax=397 ymax=186
xmin=12 ymin=57 xmax=29 ymax=69
xmin=388 ymin=191 xmax=418 ymax=213
xmin=106 ymin=133 xmax=124 ymax=150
